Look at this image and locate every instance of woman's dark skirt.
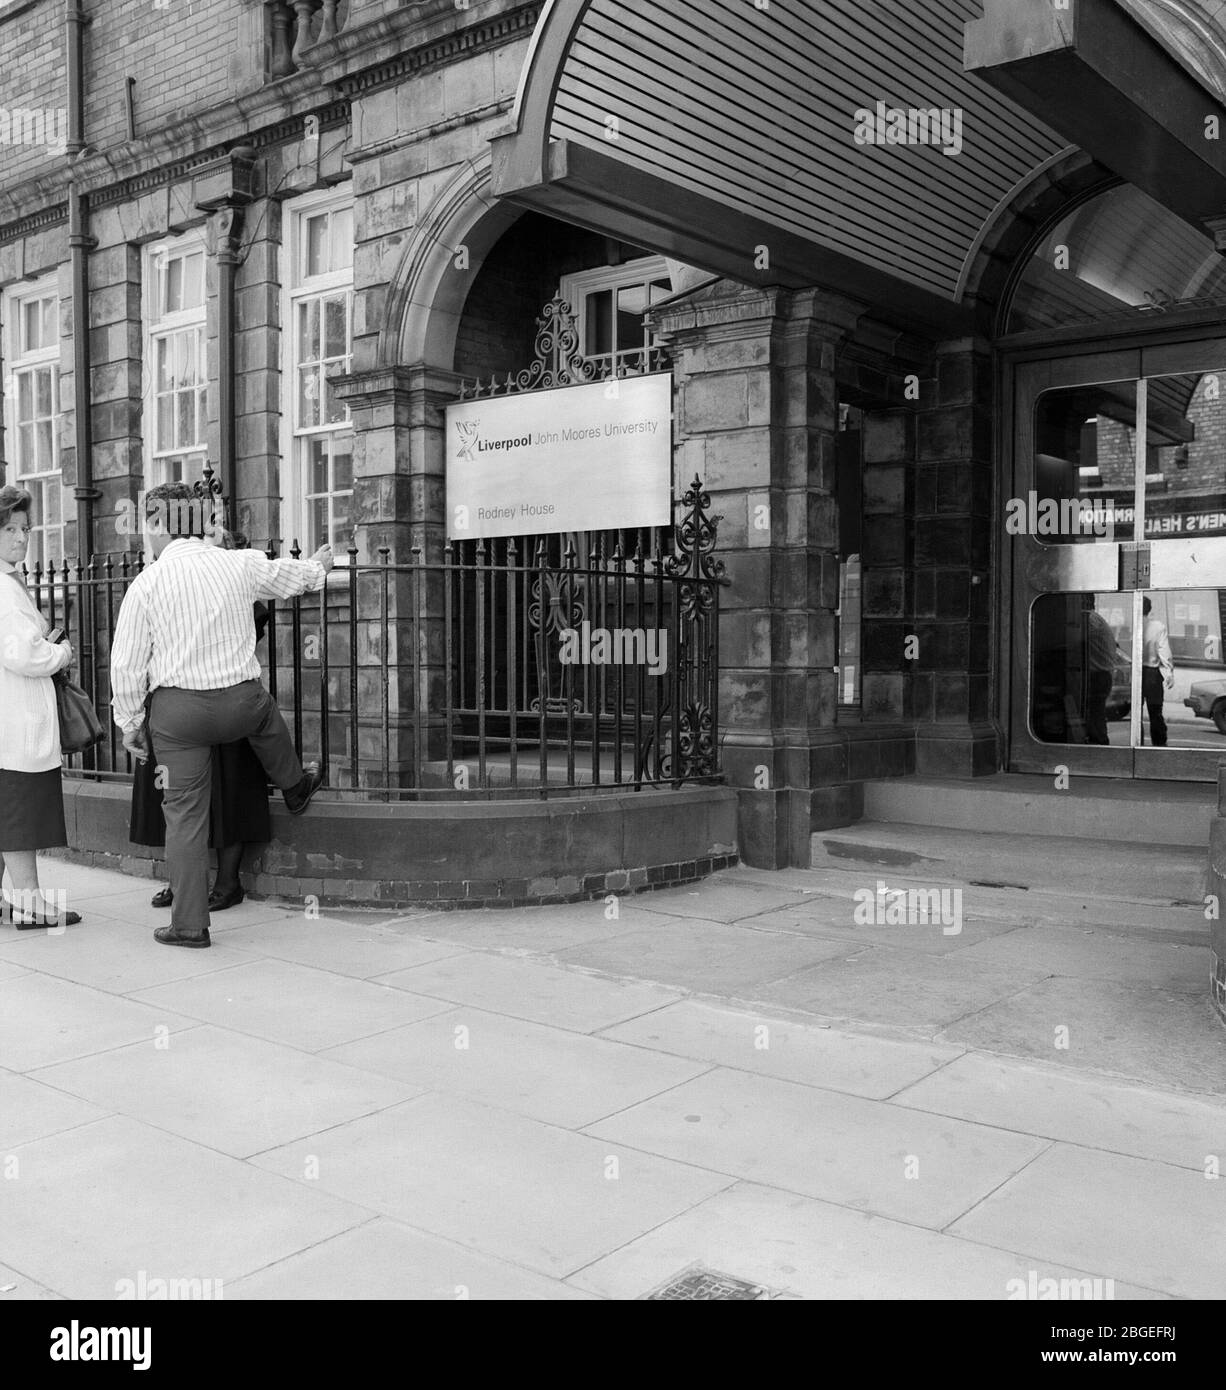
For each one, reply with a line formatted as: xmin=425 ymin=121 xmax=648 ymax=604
xmin=130 ymin=734 xmax=272 ymax=850
xmin=0 ymin=767 xmax=68 ymax=851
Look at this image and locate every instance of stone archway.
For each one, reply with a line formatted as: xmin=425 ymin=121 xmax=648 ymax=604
xmin=378 ymin=153 xmax=523 ymax=373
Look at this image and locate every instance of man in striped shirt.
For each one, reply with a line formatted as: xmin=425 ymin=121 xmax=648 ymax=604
xmin=112 ymin=483 xmax=331 ymax=948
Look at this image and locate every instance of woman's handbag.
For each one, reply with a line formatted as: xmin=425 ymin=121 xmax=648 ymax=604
xmin=53 ymin=668 xmax=106 ymax=753
xmin=2 ymin=570 xmax=105 ymax=753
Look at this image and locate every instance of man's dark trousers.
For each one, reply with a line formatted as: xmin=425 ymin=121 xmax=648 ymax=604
xmin=1141 ymin=666 xmax=1168 ymax=747
xmin=150 ymin=682 xmax=305 ymax=936
xmin=1085 ymin=669 xmax=1112 ymax=745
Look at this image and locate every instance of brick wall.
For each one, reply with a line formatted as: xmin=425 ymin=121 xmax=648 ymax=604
xmin=453 ymin=213 xmax=649 ymax=380
xmin=0 ymin=0 xmax=68 ymax=186
xmin=0 ymin=0 xmax=261 ymax=188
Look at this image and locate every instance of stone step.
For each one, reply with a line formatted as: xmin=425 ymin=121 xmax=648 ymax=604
xmin=860 ymin=774 xmax=1215 ymax=849
xmin=810 ymin=822 xmax=1207 ymax=905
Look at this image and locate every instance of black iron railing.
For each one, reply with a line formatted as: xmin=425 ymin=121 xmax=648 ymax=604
xmin=26 ymin=479 xmax=727 ymax=799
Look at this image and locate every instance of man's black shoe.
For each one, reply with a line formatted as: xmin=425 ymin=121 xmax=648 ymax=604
xmin=154 ymin=925 xmax=211 ymax=949
xmin=207 ymin=884 xmax=245 ymax=911
xmin=151 ymin=886 xmax=173 ymax=908
xmin=284 ymin=761 xmax=324 ymax=816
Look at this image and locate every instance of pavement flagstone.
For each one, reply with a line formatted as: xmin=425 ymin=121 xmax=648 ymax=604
xmin=0 ymin=852 xmax=1222 ymax=1300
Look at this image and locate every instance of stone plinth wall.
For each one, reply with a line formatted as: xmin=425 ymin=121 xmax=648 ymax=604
xmin=56 ymin=777 xmax=739 ymax=910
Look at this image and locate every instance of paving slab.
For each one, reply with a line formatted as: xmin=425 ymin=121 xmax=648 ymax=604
xmin=949 ymin=1144 xmax=1226 ymax=1299
xmin=0 ymin=973 xmax=198 ymax=1072
xmin=34 ymin=1025 xmax=423 ymax=1159
xmin=618 ymin=880 xmax=816 ymax=924
xmin=374 ymin=952 xmax=683 ymax=1033
xmin=383 ymin=900 xmax=666 ymax=953
xmin=951 ymin=923 xmax=1209 ymax=992
xmin=323 ymin=1007 xmax=710 ymax=1128
xmin=0 ymin=1261 xmax=62 ymax=1301
xmin=583 ymin=1066 xmax=1049 ymax=1229
xmin=553 ymin=918 xmax=852 ymax=995
xmin=0 ymin=957 xmax=30 ymax=982
xmin=0 ymin=1115 xmax=372 ymax=1300
xmin=813 ymin=825 xmax=1206 ymax=903
xmin=752 ymin=946 xmax=1047 ymax=1031
xmin=893 ymin=1053 xmax=1226 ymax=1171
xmin=251 ymin=1094 xmax=734 ymax=1278
xmin=741 ymin=896 xmax=1030 ymax=955
xmin=227 ymin=1217 xmax=600 ymax=1300
xmin=129 ymin=958 xmax=454 ymax=1052
xmin=0 ymin=915 xmax=261 ymax=993
xmin=0 ymin=1070 xmax=110 ymax=1149
xmin=939 ymin=976 xmax=1226 ymax=1095
xmin=598 ymin=1000 xmax=962 ymax=1100
xmin=569 ymin=1180 xmax=1166 ymax=1301
xmin=86 ymin=888 xmax=298 ymax=933
xmin=208 ymin=916 xmax=468 ymax=978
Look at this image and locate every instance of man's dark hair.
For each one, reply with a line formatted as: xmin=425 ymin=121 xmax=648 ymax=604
xmin=145 ymin=482 xmax=206 ymax=538
xmin=1143 ymin=596 xmax=1152 ymax=616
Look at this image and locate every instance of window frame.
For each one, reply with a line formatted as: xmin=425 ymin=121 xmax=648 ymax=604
xmin=142 ymin=231 xmax=209 ymax=490
xmin=2 ymin=274 xmax=69 ymax=572
xmin=558 ymin=256 xmax=673 ymax=370
xmin=280 ymin=186 xmax=355 ymax=562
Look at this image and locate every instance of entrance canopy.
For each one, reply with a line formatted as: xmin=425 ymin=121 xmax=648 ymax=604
xmin=492 ymin=0 xmax=1066 ymax=334
xmin=493 ymin=0 xmax=1226 ymax=335
xmin=967 ymin=0 xmax=1226 ymax=248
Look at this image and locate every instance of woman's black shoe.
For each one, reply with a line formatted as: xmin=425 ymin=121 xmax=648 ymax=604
xmin=207 ymin=884 xmax=245 ymax=911
xmin=14 ymin=909 xmax=82 ymax=930
xmin=151 ymin=886 xmax=173 ymax=908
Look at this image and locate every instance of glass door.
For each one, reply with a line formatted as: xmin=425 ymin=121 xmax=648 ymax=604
xmin=1010 ymin=342 xmax=1226 ymax=780
xmin=1134 ymin=341 xmax=1226 ymax=779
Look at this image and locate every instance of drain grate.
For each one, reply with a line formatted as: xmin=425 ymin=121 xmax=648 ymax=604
xmin=642 ymin=1266 xmax=775 ymax=1300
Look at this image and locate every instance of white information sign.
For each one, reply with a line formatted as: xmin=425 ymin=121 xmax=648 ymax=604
xmin=445 ymin=372 xmax=672 ymax=539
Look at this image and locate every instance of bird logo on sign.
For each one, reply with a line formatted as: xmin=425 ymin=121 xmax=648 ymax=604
xmin=456 ymin=419 xmax=480 ymax=462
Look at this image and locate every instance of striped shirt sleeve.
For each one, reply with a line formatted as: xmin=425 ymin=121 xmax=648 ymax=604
xmin=245 ymin=554 xmax=327 ymax=601
xmin=110 ymin=578 xmax=153 ymax=734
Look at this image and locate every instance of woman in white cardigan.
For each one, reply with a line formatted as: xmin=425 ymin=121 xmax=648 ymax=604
xmin=0 ymin=485 xmax=83 ymax=929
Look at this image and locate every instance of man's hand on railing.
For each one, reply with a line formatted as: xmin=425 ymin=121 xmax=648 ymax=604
xmin=311 ymin=544 xmax=334 ymax=573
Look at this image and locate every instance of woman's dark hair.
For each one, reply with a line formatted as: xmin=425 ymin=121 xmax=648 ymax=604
xmin=0 ymin=485 xmax=33 ymax=530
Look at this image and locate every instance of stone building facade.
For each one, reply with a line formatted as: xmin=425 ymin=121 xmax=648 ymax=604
xmin=7 ymin=0 xmax=1226 ymax=924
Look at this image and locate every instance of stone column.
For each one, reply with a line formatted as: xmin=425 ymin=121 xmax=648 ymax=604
xmin=333 ymin=363 xmax=461 ymax=785
xmin=911 ymin=338 xmax=997 ymax=775
xmin=79 ymin=242 xmax=142 ymax=560
xmin=651 ymin=281 xmax=864 ymax=868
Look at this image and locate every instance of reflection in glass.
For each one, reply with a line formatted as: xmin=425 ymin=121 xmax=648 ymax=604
xmin=1009 ymin=184 xmax=1226 ymax=333
xmin=1031 ymin=593 xmax=1131 ymax=745
xmin=1033 ymin=383 xmax=1135 ymax=543
xmin=1147 ymin=590 xmax=1226 ymax=750
xmin=1143 ymin=372 xmax=1226 ymax=538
